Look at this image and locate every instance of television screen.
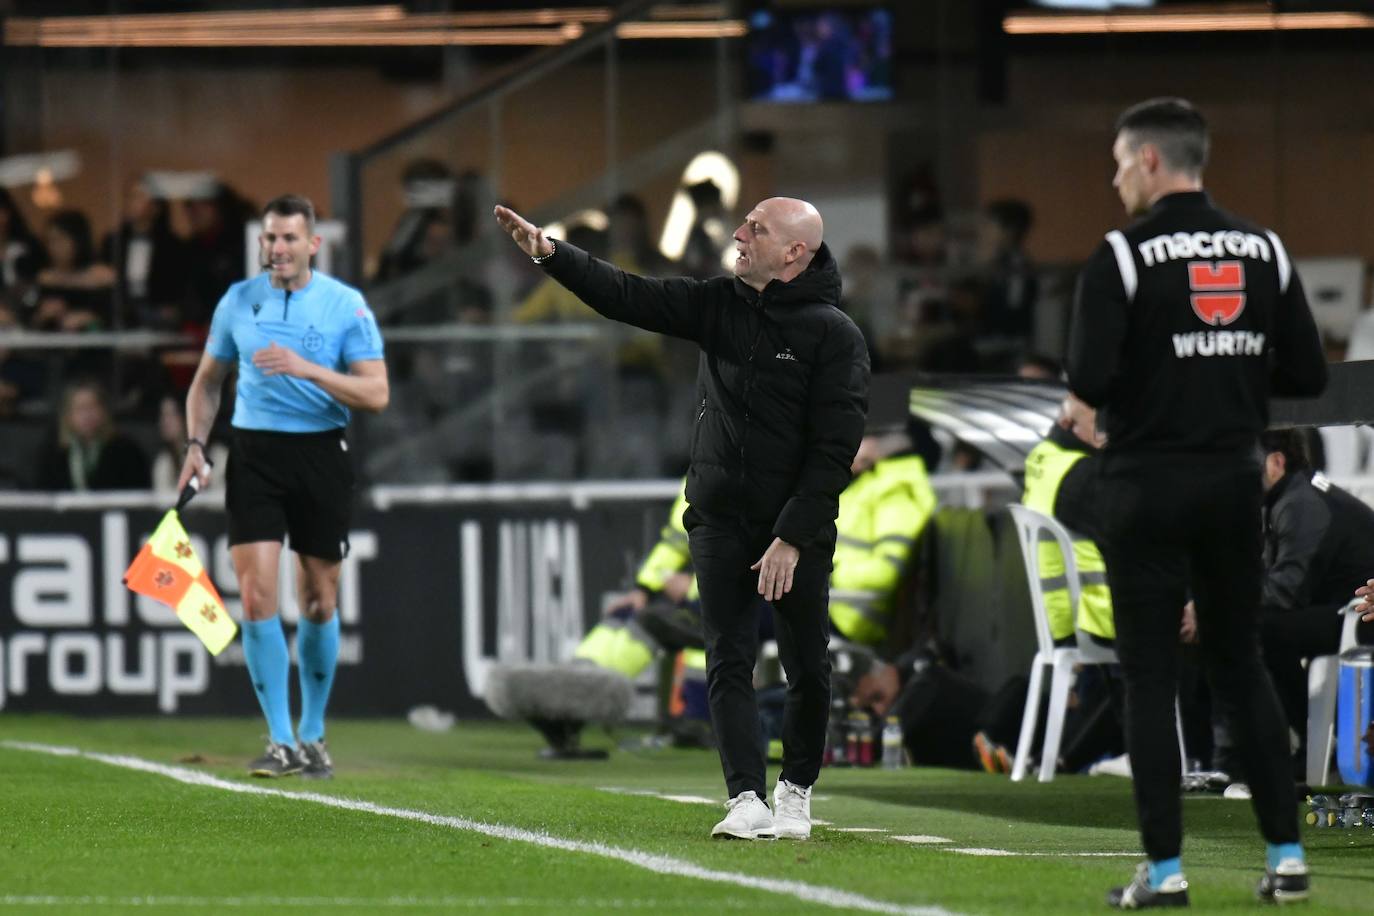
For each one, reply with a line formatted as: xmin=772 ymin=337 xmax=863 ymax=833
xmin=746 ymin=6 xmax=894 ymax=103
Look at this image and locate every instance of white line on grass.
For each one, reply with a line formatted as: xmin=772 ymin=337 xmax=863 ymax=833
xmin=0 ymin=896 xmax=758 ymax=910
xmin=892 ymin=836 xmax=952 ymax=845
xmin=944 ymin=848 xmax=1137 ymax=858
xmin=3 ymin=742 xmax=960 ymax=916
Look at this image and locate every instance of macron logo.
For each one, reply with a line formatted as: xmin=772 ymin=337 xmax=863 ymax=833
xmin=776 ymin=348 xmax=797 ymax=362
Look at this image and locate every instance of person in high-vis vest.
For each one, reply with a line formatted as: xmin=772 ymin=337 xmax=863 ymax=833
xmin=575 ymin=482 xmax=695 ymax=675
xmin=828 ymin=435 xmax=939 ymax=647
xmin=572 ymin=482 xmax=715 ymax=737
xmin=1021 ymin=394 xmax=1114 ymax=644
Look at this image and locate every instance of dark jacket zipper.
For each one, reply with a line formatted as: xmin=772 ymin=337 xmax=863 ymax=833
xmin=284 ymin=289 xmax=292 ymax=321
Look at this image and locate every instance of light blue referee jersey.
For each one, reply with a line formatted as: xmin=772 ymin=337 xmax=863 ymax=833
xmin=207 ymin=270 xmax=385 ymax=432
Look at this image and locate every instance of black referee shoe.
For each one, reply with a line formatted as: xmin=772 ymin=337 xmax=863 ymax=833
xmin=248 ymin=742 xmax=303 ymax=778
xmin=299 ymin=740 xmax=334 ymax=780
xmin=1257 ymin=859 xmax=1310 ymax=905
xmin=1107 ymin=863 xmax=1190 ymax=909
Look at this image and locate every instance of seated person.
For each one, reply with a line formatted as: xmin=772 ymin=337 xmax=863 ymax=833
xmin=827 ymin=432 xmax=938 ymax=647
xmin=1255 ymin=429 xmax=1374 ymax=764
xmin=35 ymin=379 xmax=150 ymax=491
xmin=150 ymin=394 xmax=227 ymax=499
xmin=1021 ymin=392 xmax=1113 ymax=647
xmin=851 ymin=395 xmax=1117 ymax=772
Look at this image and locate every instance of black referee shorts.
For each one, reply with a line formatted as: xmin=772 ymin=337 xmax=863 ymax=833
xmin=226 ymin=427 xmax=355 ymax=562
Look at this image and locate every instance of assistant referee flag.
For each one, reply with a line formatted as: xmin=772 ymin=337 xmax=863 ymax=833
xmin=123 ymin=509 xmax=236 ymax=655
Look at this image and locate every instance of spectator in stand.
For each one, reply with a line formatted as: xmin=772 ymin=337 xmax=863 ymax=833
xmin=0 ymin=188 xmax=44 ymax=305
xmin=974 ymin=199 xmax=1038 ymax=363
xmin=608 ymin=193 xmax=672 ymax=277
xmin=0 ymin=303 xmax=43 ymax=416
xmin=374 ymin=158 xmax=455 ymax=284
xmin=184 ymin=182 xmax=255 ymax=326
xmin=150 ymin=393 xmax=226 ymax=498
xmin=31 ymin=210 xmax=116 ymax=332
xmin=680 ymin=180 xmax=732 ymax=280
xmin=102 ymin=177 xmax=190 ymax=330
xmin=35 ymin=378 xmax=150 ymax=491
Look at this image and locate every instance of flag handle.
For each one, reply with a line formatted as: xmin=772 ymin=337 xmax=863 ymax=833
xmin=175 ymin=475 xmax=202 ymax=513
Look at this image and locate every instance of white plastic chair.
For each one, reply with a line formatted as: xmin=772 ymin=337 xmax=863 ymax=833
xmin=1006 ymin=503 xmax=1186 ymax=782
xmin=1304 ymin=601 xmax=1364 ymax=787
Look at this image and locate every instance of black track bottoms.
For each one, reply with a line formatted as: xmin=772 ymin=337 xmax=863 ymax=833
xmin=1097 ymin=451 xmax=1300 ymax=861
xmin=687 ymin=507 xmax=834 ymax=799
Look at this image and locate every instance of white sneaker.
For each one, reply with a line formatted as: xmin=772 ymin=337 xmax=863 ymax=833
xmin=772 ymin=778 xmax=812 ymax=840
xmin=711 ymin=790 xmax=776 ymax=840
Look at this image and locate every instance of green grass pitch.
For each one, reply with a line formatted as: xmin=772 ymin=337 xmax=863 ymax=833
xmin=2 ymin=716 xmax=1372 ymax=914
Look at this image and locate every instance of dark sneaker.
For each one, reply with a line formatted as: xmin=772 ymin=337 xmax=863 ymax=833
xmin=1257 ymin=858 xmax=1310 ymax=905
xmin=1108 ymin=863 xmax=1190 ymax=909
xmin=248 ymin=742 xmax=302 ymax=778
xmin=299 ymin=740 xmax=334 ymax=780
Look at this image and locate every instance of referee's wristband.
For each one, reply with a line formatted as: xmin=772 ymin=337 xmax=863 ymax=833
xmin=531 ymin=240 xmax=556 ymax=264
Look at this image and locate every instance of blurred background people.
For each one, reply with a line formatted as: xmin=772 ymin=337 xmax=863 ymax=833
xmin=32 ymin=210 xmax=116 ymax=332
xmin=102 ymin=176 xmax=190 ymax=330
xmin=34 ymin=378 xmax=150 ymax=491
xmin=150 ymin=393 xmax=226 ymax=498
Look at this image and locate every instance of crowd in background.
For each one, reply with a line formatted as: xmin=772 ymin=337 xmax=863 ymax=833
xmin=0 ymin=157 xmax=1056 ymax=491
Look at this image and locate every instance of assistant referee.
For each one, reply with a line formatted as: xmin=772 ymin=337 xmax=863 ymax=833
xmin=1067 ymin=99 xmax=1327 ymax=908
xmin=179 ymin=194 xmax=388 ymax=779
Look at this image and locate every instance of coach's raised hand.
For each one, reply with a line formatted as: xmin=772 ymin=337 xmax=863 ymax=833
xmin=494 ymin=205 xmax=554 ymax=259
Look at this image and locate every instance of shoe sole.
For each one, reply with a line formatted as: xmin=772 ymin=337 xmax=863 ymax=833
xmin=711 ymin=828 xmax=776 ymax=840
xmin=1259 ymin=889 xmax=1310 ymax=905
xmin=249 ymin=767 xmax=302 ymax=778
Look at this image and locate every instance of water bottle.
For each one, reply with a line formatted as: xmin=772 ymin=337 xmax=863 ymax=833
xmin=881 ymin=716 xmax=903 ymax=770
xmin=845 ymin=712 xmax=862 ymax=766
xmin=857 ymin=713 xmax=876 ymax=766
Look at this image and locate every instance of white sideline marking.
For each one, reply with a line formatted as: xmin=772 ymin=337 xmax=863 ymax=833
xmin=5 ymin=742 xmax=959 ymax=916
xmin=831 ymin=827 xmax=888 ymax=833
xmin=659 ymin=794 xmax=718 ymax=806
xmin=944 ymin=848 xmax=1137 ymax=858
xmin=598 ymin=786 xmax=717 ymax=806
xmin=892 ymin=836 xmax=952 ymax=845
xmin=0 ymin=896 xmax=755 ymax=910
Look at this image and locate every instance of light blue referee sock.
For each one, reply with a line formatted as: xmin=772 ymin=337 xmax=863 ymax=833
xmin=242 ymin=616 xmax=295 ymax=746
xmin=1267 ymin=842 xmax=1305 ymax=871
xmin=297 ymin=614 xmax=340 ymax=743
xmin=1148 ymin=857 xmax=1182 ymax=890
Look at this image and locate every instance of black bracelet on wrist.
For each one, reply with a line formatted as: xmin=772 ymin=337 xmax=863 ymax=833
xmin=185 ymin=437 xmax=206 ymax=454
xmin=531 ymin=240 xmax=556 ymax=264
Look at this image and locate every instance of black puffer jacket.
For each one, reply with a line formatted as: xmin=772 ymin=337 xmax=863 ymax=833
xmin=542 ymin=240 xmax=869 ymax=547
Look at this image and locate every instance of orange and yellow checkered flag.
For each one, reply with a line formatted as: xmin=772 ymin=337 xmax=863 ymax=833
xmin=123 ymin=508 xmax=236 ymax=655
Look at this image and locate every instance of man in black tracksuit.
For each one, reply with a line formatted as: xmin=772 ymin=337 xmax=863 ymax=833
xmin=1066 ymin=98 xmax=1327 ymax=908
xmin=494 ymin=197 xmax=869 ymax=841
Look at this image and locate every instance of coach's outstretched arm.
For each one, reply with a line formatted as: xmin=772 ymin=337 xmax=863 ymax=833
xmin=494 ymin=205 xmax=706 ymax=342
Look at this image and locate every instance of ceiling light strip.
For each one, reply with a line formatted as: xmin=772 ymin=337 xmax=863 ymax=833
xmin=1004 ymin=11 xmax=1374 ymax=34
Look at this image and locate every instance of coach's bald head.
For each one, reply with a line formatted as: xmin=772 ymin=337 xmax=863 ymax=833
xmin=732 ymin=197 xmax=824 ymax=291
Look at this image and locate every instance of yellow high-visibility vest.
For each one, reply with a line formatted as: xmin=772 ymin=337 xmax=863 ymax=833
xmin=635 ymin=482 xmax=696 ymax=600
xmin=829 ymin=455 xmax=938 ymax=646
xmin=1021 ymin=439 xmax=1114 ymax=641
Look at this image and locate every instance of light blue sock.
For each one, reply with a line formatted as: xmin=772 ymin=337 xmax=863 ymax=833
xmin=1148 ymin=857 xmax=1182 ymax=889
xmin=1267 ymin=842 xmax=1304 ymax=871
xmin=242 ymin=617 xmax=295 ymax=746
xmin=296 ymin=614 xmax=340 ymax=743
